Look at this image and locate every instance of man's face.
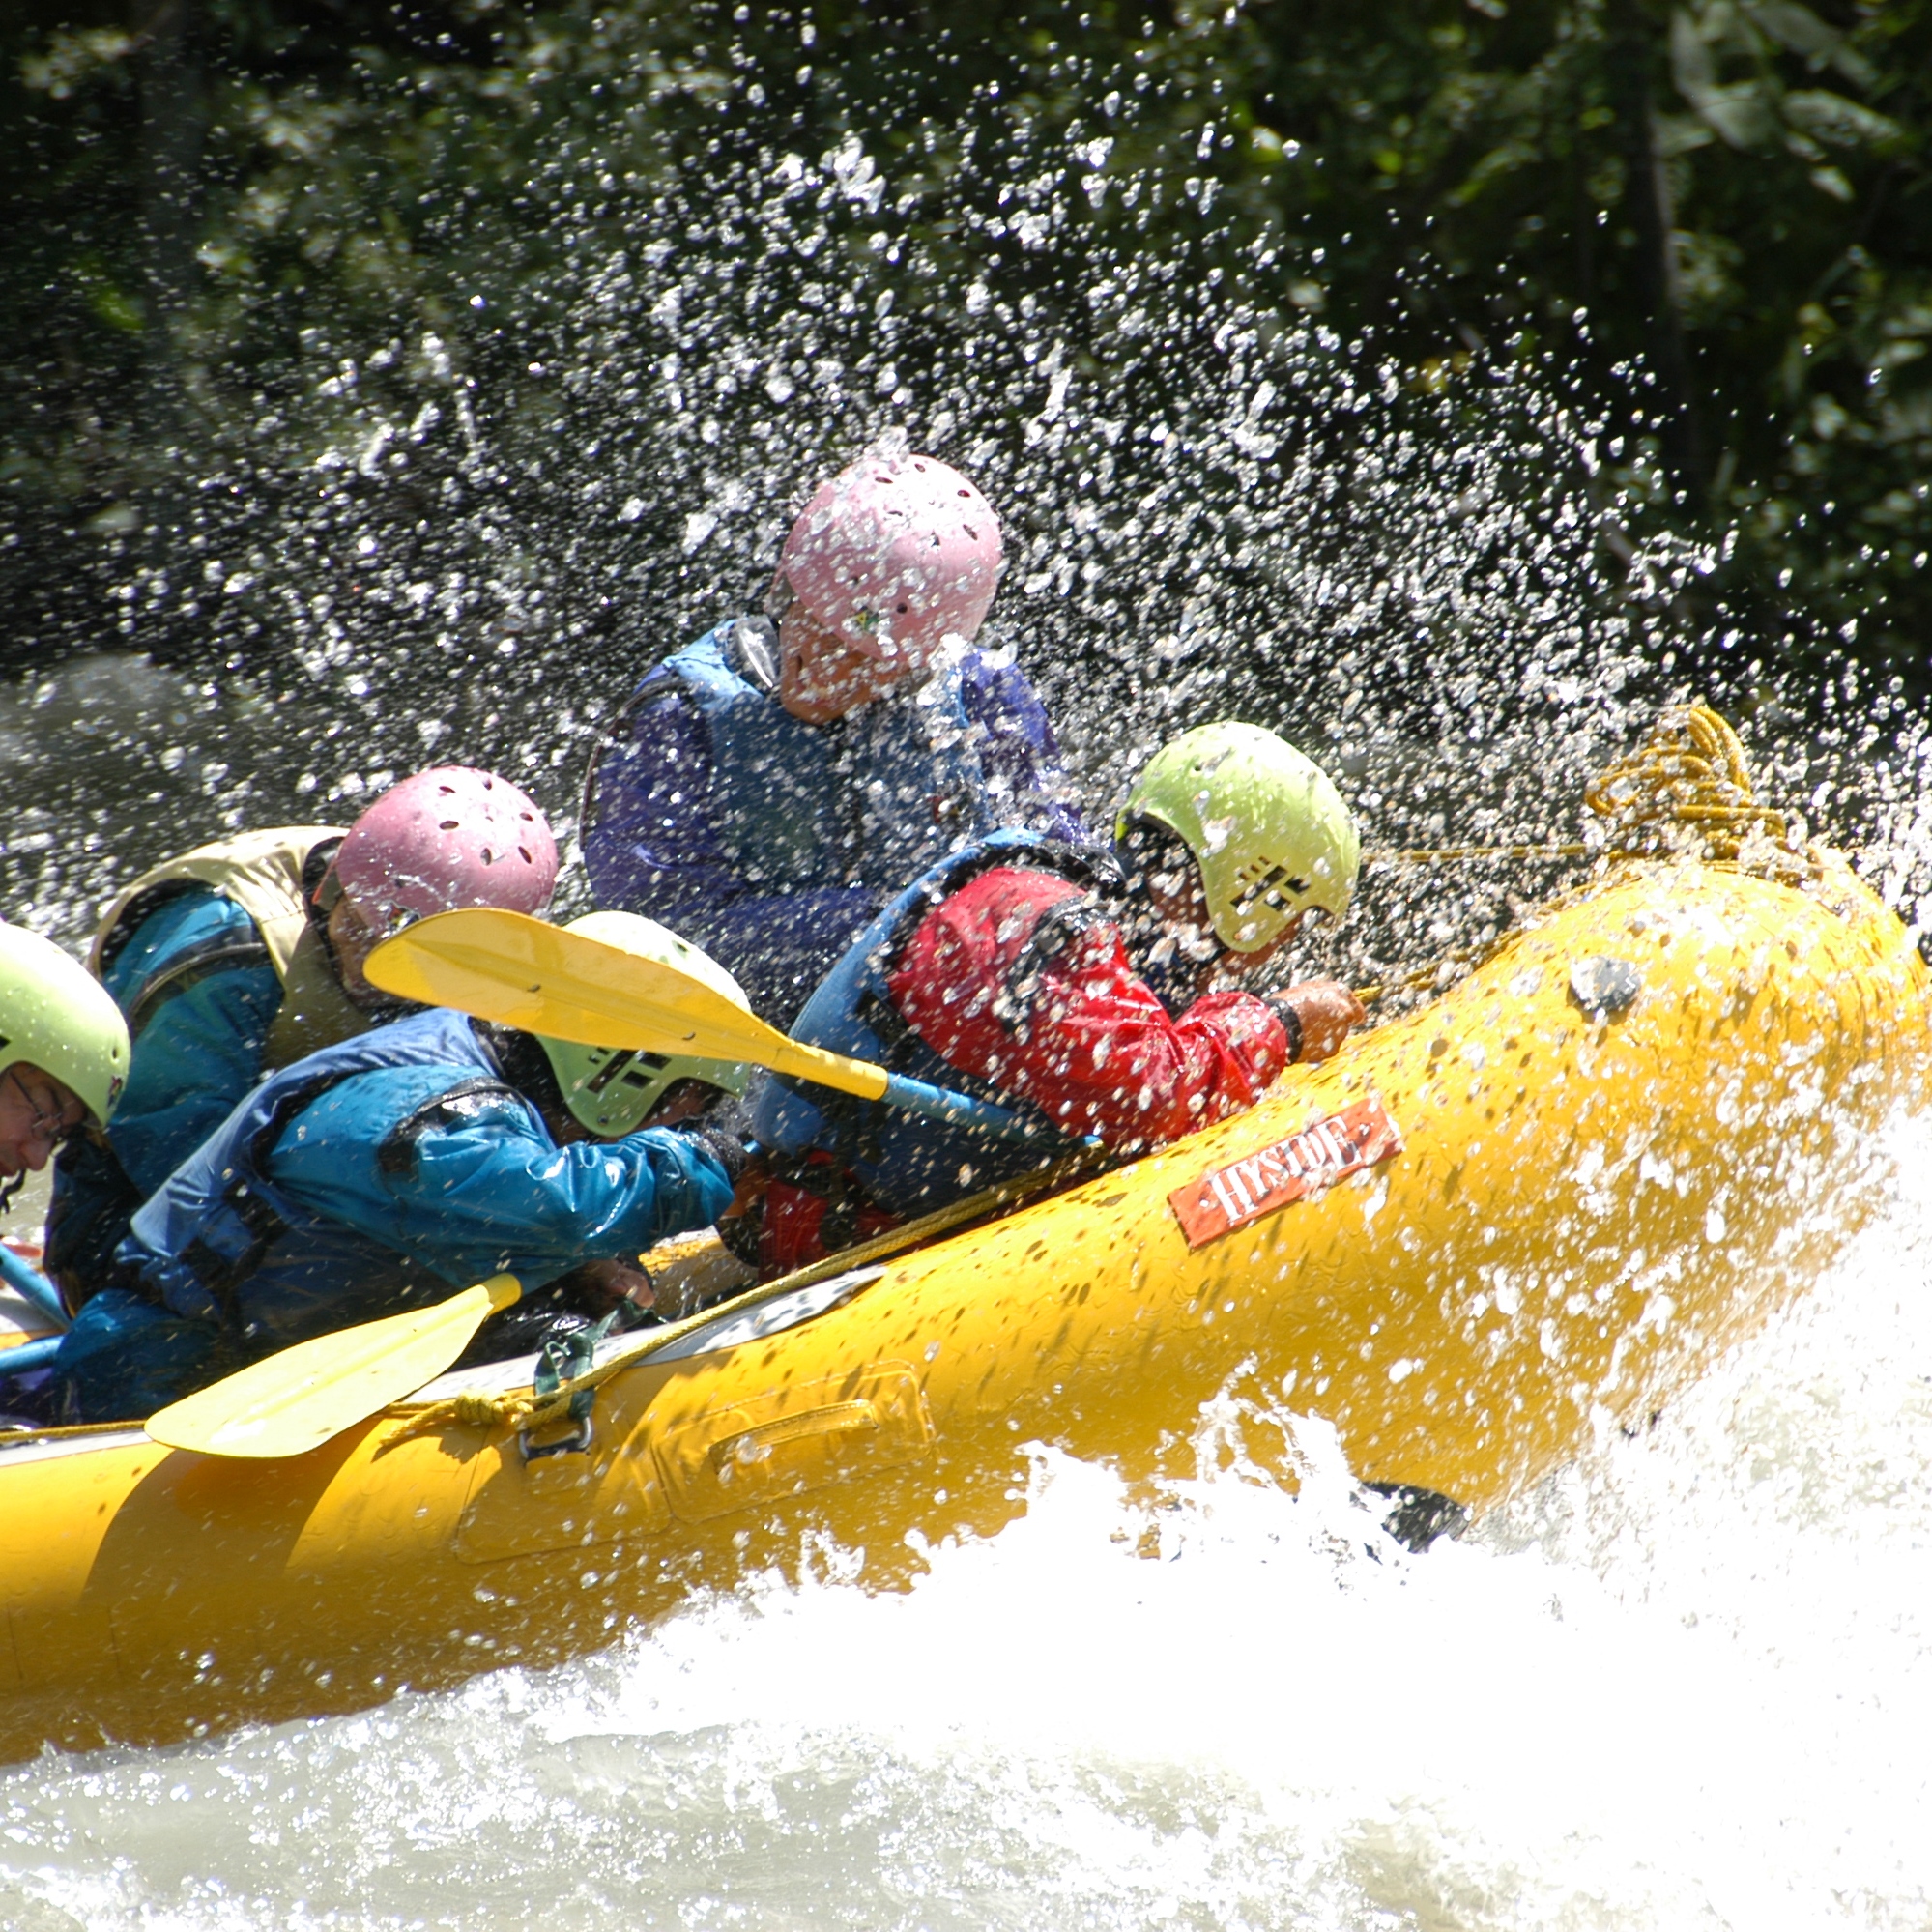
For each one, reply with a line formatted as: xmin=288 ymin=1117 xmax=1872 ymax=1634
xmin=0 ymin=1063 xmax=87 ymax=1182
xmin=1139 ymin=852 xmax=1304 ymax=996
xmin=326 ymin=891 xmax=395 ymax=1010
xmin=776 ymin=603 xmax=927 ymax=725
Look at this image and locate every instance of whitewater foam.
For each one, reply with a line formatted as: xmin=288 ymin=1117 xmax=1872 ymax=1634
xmin=6 ymin=1124 xmax=1932 ymax=1929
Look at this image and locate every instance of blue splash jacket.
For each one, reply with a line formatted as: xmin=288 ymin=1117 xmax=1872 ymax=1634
xmin=580 ymin=617 xmax=1088 ymax=1025
xmin=52 ymin=1009 xmax=734 ymax=1422
xmin=46 ymin=888 xmax=284 ymax=1294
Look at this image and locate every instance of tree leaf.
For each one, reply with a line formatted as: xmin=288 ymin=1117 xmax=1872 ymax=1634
xmin=1670 ymin=10 xmax=1718 ymax=98
xmin=1656 ymin=112 xmax=1716 ymax=159
xmin=1782 ymin=89 xmax=1905 ymax=151
xmin=1690 ymin=81 xmax=1782 ymax=151
xmin=1741 ymin=0 xmax=1840 ymax=63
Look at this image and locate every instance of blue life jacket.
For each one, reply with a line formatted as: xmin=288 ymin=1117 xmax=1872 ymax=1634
xmin=45 ymin=891 xmax=284 ymax=1300
xmin=46 ymin=828 xmax=368 ymax=1304
xmin=580 ymin=618 xmax=1085 ymax=1022
xmin=118 ymin=1007 xmax=516 ymax=1348
xmin=751 ymin=829 xmax=1112 ymax=1216
xmin=666 ymin=620 xmax=994 ymax=894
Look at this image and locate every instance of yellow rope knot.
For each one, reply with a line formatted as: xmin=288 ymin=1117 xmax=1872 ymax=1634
xmin=385 ymin=1386 xmax=554 ymax=1443
xmin=450 ymin=1391 xmax=527 ymax=1430
xmin=1584 ymin=703 xmax=1794 ymax=863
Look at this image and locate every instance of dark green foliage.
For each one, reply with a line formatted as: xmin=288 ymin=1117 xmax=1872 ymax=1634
xmin=1232 ymin=0 xmax=1932 ymax=682
xmin=2 ymin=0 xmax=1927 ymax=692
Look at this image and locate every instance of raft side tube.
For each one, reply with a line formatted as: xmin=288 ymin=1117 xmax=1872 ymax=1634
xmin=0 ymin=860 xmax=1924 ymax=1762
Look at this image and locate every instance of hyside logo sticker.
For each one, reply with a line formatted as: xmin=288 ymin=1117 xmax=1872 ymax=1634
xmin=1168 ymin=1093 xmax=1402 ymax=1249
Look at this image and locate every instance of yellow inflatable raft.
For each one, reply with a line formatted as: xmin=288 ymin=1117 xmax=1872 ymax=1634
xmin=0 ymin=710 xmax=1926 ymax=1762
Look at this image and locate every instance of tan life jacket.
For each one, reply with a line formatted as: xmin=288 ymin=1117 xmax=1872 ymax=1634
xmin=88 ymin=824 xmax=372 ymax=1071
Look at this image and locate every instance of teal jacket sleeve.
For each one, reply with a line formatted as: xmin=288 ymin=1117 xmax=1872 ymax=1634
xmin=267 ymin=1071 xmax=735 ymax=1291
xmin=101 ymin=890 xmax=284 ymax=1196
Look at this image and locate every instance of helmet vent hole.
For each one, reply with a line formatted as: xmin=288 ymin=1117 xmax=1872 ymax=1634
xmin=481 ymin=848 xmax=495 ymax=864
xmin=518 ymin=847 xmax=532 ymax=863
xmin=439 ymin=820 xmax=461 ymax=831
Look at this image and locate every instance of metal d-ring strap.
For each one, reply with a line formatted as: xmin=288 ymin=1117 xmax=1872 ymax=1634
xmin=518 ymin=1413 xmax=594 ymax=1461
xmin=515 ymin=1307 xmax=620 ymax=1464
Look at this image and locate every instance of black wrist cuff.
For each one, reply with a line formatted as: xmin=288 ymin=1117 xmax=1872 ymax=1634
xmin=686 ymin=1127 xmax=750 ymax=1183
xmin=1277 ymin=999 xmax=1304 ymax=1063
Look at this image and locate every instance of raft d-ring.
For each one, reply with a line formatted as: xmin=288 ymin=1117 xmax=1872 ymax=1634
xmin=518 ymin=1415 xmax=594 ymax=1462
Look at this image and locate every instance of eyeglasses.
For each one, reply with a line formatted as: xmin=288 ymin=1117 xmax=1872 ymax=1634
xmin=3 ymin=1067 xmax=84 ymax=1147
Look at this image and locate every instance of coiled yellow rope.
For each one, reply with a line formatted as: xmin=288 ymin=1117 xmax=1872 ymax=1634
xmin=1354 ymin=703 xmax=1822 ymax=1003
xmin=1583 ymin=703 xmax=1792 ymax=860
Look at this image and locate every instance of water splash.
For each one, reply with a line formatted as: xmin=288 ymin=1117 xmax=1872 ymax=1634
xmin=7 ymin=1118 xmax=1932 ymax=1929
xmin=6 ymin=76 xmax=1691 ymax=949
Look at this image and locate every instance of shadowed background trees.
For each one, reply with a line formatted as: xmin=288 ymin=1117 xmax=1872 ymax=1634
xmin=3 ymin=0 xmax=1927 ymax=698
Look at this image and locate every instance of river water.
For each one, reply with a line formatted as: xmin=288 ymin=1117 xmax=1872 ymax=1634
xmin=0 ymin=1110 xmax=1927 ymax=1928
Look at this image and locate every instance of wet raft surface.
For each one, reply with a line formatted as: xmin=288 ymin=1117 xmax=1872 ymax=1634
xmin=0 ymin=851 xmax=1923 ymax=1761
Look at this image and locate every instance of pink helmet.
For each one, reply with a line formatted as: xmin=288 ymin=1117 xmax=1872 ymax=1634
xmin=334 ymin=766 xmax=558 ymax=930
xmin=779 ymin=453 xmax=1003 ymax=664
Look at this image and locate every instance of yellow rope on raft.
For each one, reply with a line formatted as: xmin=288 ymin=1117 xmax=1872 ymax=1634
xmin=1354 ymin=703 xmax=1827 ymax=1004
xmin=1364 ymin=843 xmax=1590 ymax=865
xmin=1360 ymin=705 xmax=1816 ymax=878
xmin=1583 ymin=703 xmax=1793 ymax=860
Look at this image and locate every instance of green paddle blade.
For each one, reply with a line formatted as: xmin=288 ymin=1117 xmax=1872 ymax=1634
xmin=145 ymin=1274 xmax=522 ymax=1459
xmin=366 ymin=908 xmax=890 ymax=1102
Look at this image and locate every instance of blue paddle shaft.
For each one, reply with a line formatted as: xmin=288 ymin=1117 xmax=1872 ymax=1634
xmin=879 ymin=1071 xmax=1067 ymax=1146
xmin=0 ymin=1332 xmax=64 ymax=1376
xmin=0 ymin=1244 xmax=67 ymax=1330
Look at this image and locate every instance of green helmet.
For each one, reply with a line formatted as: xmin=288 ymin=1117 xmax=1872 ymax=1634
xmin=1116 ymin=722 xmax=1360 ymax=953
xmin=535 ymin=912 xmax=752 ymax=1137
xmin=0 ymin=919 xmax=130 ymax=1125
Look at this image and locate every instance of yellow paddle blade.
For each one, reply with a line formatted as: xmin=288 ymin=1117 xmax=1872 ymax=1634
xmin=366 ymin=908 xmax=889 ymax=1103
xmin=145 ymin=1274 xmax=523 ymax=1459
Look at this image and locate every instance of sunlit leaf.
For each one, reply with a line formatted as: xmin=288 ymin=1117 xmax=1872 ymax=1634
xmin=1687 ymin=80 xmax=1781 ymax=150
xmin=1741 ymin=0 xmax=1840 ymax=63
xmin=1782 ymin=89 xmax=1906 ymax=152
